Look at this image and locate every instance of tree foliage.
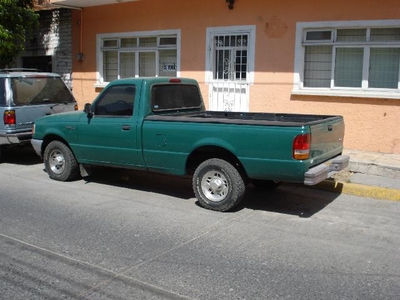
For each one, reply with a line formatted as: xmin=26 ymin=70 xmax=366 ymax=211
xmin=0 ymin=0 xmax=39 ymax=68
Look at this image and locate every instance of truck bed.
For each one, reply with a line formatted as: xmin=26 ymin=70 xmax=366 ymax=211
xmin=145 ymin=111 xmax=343 ymax=127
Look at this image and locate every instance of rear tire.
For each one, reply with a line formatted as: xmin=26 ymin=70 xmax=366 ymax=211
xmin=193 ymin=158 xmax=245 ymax=212
xmin=44 ymin=141 xmax=79 ymax=181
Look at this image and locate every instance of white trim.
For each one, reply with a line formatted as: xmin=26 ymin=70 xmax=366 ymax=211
xmin=205 ymin=25 xmax=256 ymax=84
xmin=293 ymin=19 xmax=400 ymax=98
xmin=96 ymin=29 xmax=181 ymax=85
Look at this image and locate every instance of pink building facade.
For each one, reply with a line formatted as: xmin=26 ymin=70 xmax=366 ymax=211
xmin=51 ymin=0 xmax=400 ymax=153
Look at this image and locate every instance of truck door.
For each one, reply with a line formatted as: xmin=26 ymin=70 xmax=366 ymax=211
xmin=77 ymin=84 xmax=142 ymax=167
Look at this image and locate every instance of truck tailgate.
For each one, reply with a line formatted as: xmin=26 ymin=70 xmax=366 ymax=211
xmin=309 ymin=116 xmax=345 ymax=166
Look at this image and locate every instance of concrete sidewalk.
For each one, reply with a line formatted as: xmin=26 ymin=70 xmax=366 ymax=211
xmin=317 ymin=149 xmax=400 ymax=201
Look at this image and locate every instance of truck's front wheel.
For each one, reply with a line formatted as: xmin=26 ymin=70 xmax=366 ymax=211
xmin=44 ymin=141 xmax=79 ymax=181
xmin=193 ymin=158 xmax=245 ymax=212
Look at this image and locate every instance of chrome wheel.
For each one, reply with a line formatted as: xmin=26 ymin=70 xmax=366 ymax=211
xmin=48 ymin=149 xmax=65 ymax=175
xmin=201 ymin=170 xmax=229 ymax=203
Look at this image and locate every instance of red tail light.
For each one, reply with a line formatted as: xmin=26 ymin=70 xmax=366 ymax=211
xmin=4 ymin=110 xmax=16 ymax=125
xmin=293 ymin=133 xmax=310 ymax=160
xmin=74 ymin=104 xmax=78 ymax=111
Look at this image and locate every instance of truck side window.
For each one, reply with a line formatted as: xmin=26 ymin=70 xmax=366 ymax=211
xmin=95 ymin=85 xmax=135 ymax=116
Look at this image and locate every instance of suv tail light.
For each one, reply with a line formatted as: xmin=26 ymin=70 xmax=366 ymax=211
xmin=74 ymin=104 xmax=78 ymax=111
xmin=293 ymin=133 xmax=310 ymax=160
xmin=4 ymin=110 xmax=16 ymax=126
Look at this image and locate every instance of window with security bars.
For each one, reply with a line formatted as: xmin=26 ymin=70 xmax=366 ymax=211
xmin=213 ymin=34 xmax=248 ymax=81
xmin=101 ymin=35 xmax=177 ymax=83
xmin=303 ymin=27 xmax=400 ymax=90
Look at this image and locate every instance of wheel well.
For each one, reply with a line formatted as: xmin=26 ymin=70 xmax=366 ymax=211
xmin=186 ymin=146 xmax=248 ymax=180
xmin=41 ymin=135 xmax=70 ymax=156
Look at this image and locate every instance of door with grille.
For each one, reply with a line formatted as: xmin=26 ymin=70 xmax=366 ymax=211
xmin=206 ymin=27 xmax=255 ymax=112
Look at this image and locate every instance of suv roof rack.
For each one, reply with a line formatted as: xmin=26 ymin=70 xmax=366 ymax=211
xmin=0 ymin=68 xmax=43 ymax=73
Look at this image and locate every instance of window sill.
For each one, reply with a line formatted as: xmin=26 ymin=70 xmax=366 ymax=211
xmin=291 ymin=89 xmax=400 ymax=100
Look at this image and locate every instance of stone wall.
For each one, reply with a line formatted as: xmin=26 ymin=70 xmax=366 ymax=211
xmin=20 ymin=9 xmax=73 ymax=89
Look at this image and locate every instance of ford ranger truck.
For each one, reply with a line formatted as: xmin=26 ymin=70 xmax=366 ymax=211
xmin=31 ymin=77 xmax=349 ymax=212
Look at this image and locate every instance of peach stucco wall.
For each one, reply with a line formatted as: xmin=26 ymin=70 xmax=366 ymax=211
xmin=70 ymin=0 xmax=400 ymax=154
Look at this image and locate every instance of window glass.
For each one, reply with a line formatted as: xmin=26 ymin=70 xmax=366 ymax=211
xmin=369 ymin=48 xmax=400 ymax=88
xmin=100 ymin=33 xmax=178 ymax=82
xmin=121 ymin=38 xmax=137 ymax=48
xmin=337 ymin=29 xmax=366 ymax=42
xmin=95 ymin=85 xmax=135 ymax=116
xmin=139 ymin=52 xmax=156 ymax=77
xmin=151 ymin=84 xmax=202 ymax=112
xmin=334 ymin=48 xmax=363 ymax=87
xmin=103 ymin=51 xmax=118 ymax=82
xmin=159 ymin=37 xmax=177 ymax=46
xmin=11 ymin=77 xmax=74 ymax=105
xmin=139 ymin=37 xmax=157 ymax=47
xmin=120 ymin=52 xmax=136 ymax=79
xmin=370 ymin=28 xmax=400 ymax=42
xmin=302 ymin=26 xmax=400 ymax=91
xmin=159 ymin=49 xmax=177 ymax=76
xmin=304 ymin=46 xmax=332 ymax=87
xmin=103 ymin=39 xmax=118 ymax=48
xmin=306 ymin=31 xmax=332 ymax=41
xmin=235 ymin=50 xmax=247 ymax=80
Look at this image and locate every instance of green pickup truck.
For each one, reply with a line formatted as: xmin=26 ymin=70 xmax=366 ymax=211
xmin=31 ymin=77 xmax=349 ymax=211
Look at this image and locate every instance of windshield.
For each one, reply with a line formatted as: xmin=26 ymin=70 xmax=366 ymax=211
xmin=10 ymin=76 xmax=75 ymax=106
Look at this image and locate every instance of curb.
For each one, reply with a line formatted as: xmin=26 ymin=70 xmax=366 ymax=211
xmin=316 ymin=180 xmax=400 ymax=202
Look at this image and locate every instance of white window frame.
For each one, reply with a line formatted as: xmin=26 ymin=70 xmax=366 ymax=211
xmin=96 ymin=29 xmax=181 ymax=88
xmin=293 ymin=20 xmax=400 ymax=99
xmin=205 ymin=25 xmax=256 ymax=84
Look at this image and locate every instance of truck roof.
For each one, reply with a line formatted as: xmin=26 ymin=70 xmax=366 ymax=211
xmin=106 ymin=77 xmax=199 ymax=86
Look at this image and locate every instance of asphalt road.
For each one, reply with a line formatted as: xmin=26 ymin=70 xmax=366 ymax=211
xmin=1 ymin=147 xmax=399 ymax=300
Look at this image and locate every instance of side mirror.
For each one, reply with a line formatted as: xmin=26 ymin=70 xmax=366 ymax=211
xmin=84 ymin=103 xmax=93 ymax=118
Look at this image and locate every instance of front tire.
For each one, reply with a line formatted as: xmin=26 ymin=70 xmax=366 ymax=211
xmin=193 ymin=158 xmax=245 ymax=212
xmin=44 ymin=141 xmax=79 ymax=181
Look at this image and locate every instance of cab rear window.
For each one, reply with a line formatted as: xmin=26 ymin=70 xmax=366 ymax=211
xmin=151 ymin=84 xmax=202 ymax=112
xmin=11 ymin=76 xmax=74 ymax=106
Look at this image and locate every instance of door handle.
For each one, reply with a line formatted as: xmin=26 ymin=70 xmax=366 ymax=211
xmin=122 ymin=125 xmax=131 ymax=131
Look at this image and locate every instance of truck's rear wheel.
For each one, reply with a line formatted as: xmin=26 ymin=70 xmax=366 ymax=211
xmin=44 ymin=141 xmax=79 ymax=181
xmin=193 ymin=158 xmax=245 ymax=212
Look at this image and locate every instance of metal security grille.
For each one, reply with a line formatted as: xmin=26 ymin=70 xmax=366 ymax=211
xmin=210 ymin=34 xmax=249 ymax=112
xmin=213 ymin=34 xmax=248 ymax=81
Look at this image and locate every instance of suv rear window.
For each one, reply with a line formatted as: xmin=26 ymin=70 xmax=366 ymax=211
xmin=11 ymin=76 xmax=74 ymax=106
xmin=151 ymin=84 xmax=202 ymax=112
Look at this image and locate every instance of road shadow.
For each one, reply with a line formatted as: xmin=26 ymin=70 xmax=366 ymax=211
xmin=0 ymin=145 xmax=42 ymax=165
xmin=84 ymin=167 xmax=342 ymax=217
xmin=83 ymin=167 xmax=195 ymax=200
xmin=236 ymin=183 xmax=342 ymax=217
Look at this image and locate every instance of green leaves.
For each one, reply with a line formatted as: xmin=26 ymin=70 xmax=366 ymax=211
xmin=0 ymin=0 xmax=39 ymax=67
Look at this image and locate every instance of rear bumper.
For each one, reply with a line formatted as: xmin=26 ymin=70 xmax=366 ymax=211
xmin=0 ymin=132 xmax=32 ymax=145
xmin=304 ymin=155 xmax=350 ymax=186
